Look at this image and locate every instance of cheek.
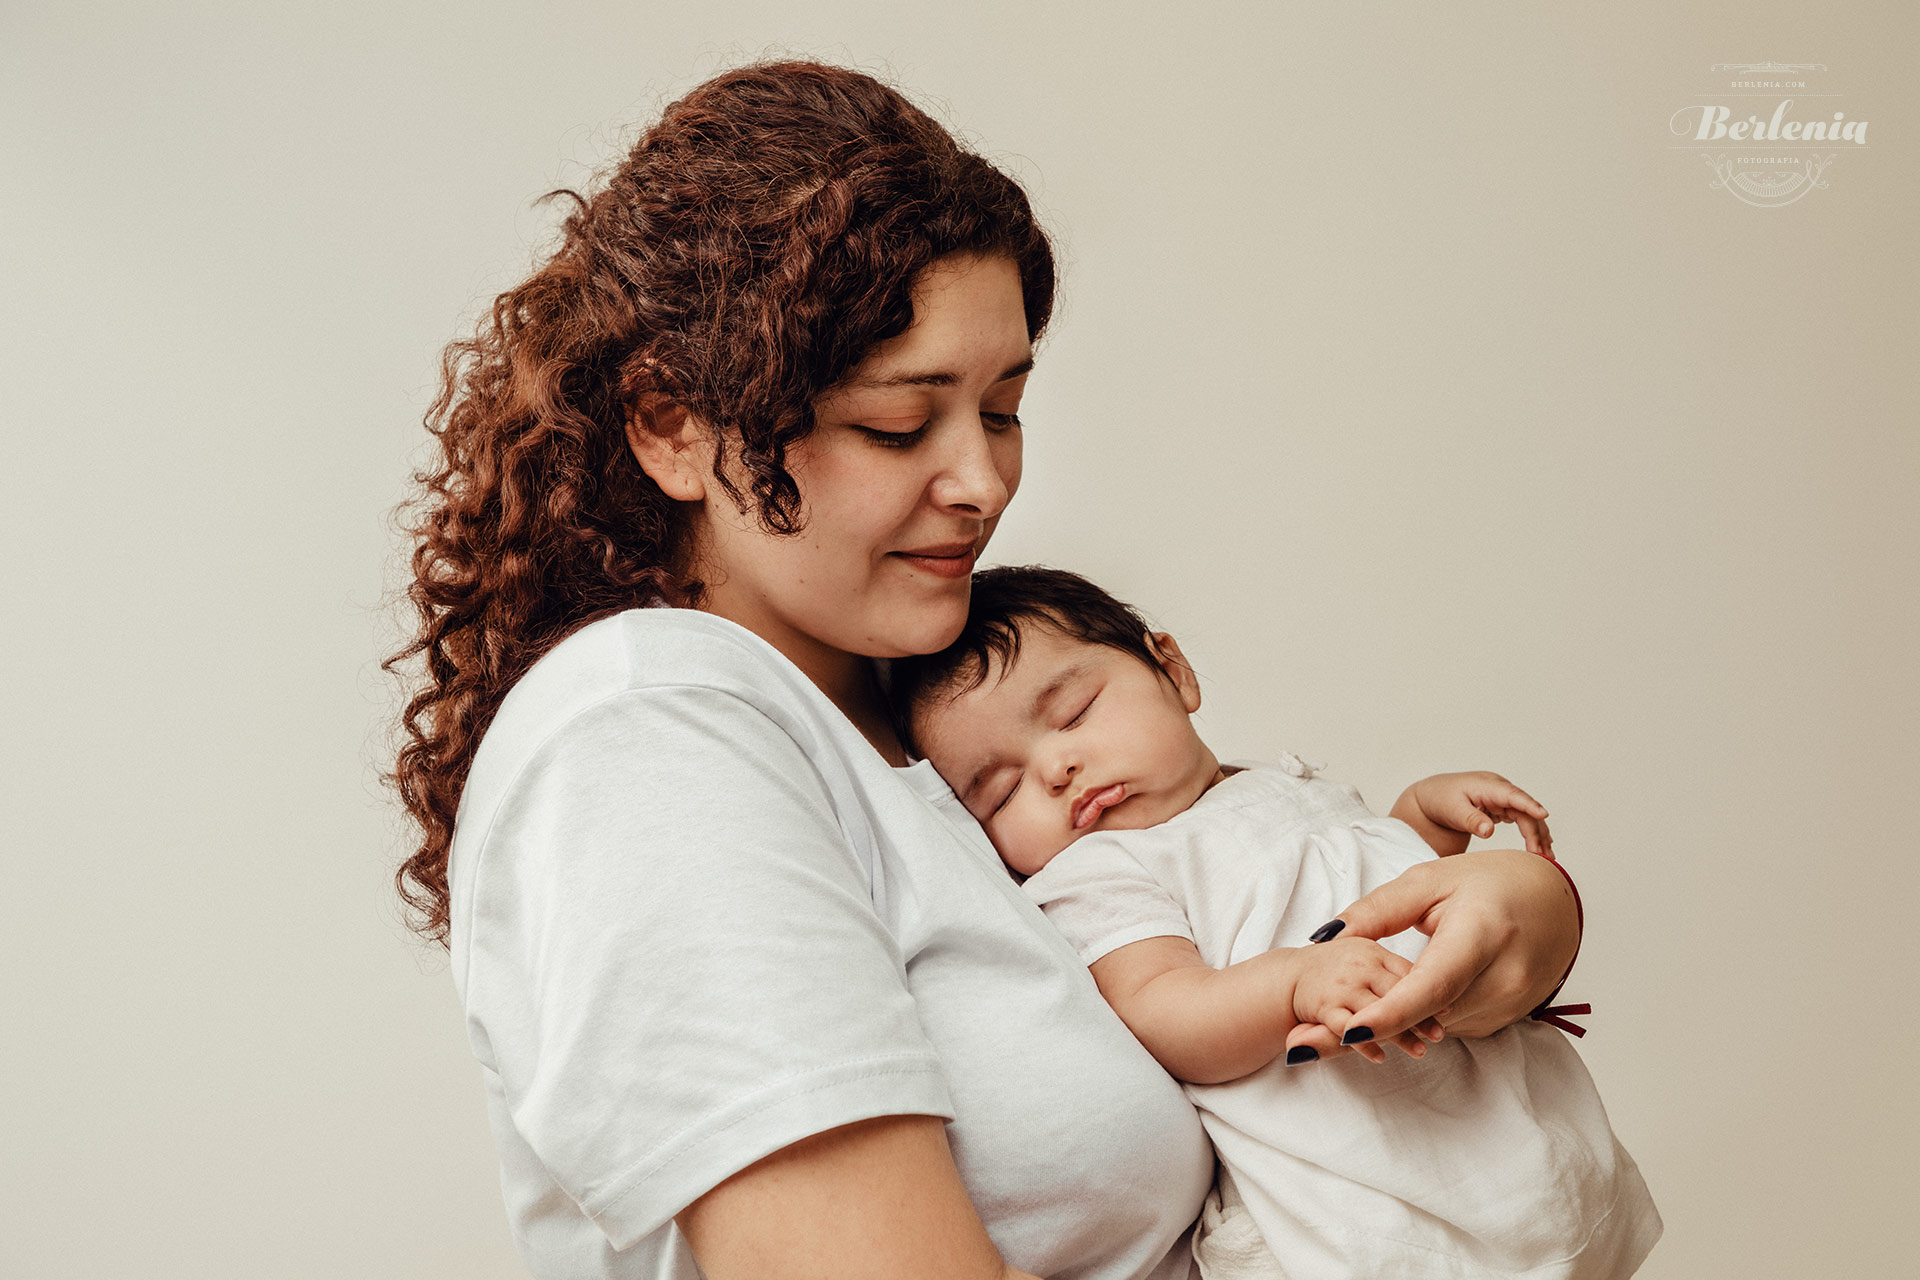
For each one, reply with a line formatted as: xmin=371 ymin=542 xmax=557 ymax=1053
xmin=793 ymin=437 xmax=923 ymax=527
xmin=1009 ymin=801 xmax=1060 ymax=872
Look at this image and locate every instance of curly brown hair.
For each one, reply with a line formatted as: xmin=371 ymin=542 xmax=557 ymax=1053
xmin=388 ymin=61 xmax=1057 ymax=945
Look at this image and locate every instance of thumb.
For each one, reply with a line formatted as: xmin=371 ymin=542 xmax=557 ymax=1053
xmin=1311 ymin=868 xmax=1442 ymax=945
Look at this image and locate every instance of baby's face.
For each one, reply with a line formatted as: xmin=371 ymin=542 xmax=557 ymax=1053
xmin=913 ymin=623 xmax=1223 ymax=876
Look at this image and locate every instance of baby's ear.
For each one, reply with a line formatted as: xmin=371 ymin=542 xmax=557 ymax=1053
xmin=1145 ymin=630 xmax=1202 ymax=713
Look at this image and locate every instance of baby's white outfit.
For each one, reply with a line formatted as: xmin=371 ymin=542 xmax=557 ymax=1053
xmin=1022 ymin=757 xmax=1663 ymax=1279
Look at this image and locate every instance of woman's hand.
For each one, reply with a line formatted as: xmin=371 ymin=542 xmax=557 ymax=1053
xmin=1282 ymin=850 xmax=1579 ymax=1060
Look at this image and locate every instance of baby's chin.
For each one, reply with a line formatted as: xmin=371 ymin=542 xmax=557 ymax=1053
xmin=999 ymin=819 xmax=1120 ymax=879
xmin=994 ymin=838 xmax=1066 ymax=881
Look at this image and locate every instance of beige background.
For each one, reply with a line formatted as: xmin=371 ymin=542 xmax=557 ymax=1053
xmin=4 ymin=2 xmax=1913 ymax=1276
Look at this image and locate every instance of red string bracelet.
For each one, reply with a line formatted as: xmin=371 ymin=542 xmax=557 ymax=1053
xmin=1527 ymin=855 xmax=1590 ymax=1038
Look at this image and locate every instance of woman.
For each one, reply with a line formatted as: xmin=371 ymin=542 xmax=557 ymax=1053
xmin=391 ymin=62 xmax=1580 ymax=1279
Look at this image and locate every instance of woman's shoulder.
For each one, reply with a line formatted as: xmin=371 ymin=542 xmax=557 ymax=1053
xmin=519 ymin=606 xmax=819 ymax=704
xmin=493 ymin=607 xmax=837 ymax=739
xmin=461 ymin=609 xmax=856 ymax=830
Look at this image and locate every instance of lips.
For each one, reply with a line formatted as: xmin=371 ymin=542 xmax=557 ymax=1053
xmin=890 ymin=540 xmax=980 ymax=580
xmin=1071 ymin=783 xmax=1128 ymax=831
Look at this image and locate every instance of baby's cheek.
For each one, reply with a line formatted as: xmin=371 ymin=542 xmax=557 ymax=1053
xmin=997 ymin=818 xmax=1059 ymax=879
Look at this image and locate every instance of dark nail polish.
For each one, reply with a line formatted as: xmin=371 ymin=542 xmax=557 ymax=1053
xmin=1308 ymin=919 xmax=1346 ymax=944
xmin=1285 ymin=1046 xmax=1319 ymax=1065
xmin=1341 ymin=1026 xmax=1374 ymax=1045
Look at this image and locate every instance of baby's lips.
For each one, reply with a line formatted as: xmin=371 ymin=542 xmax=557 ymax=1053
xmin=1073 ymin=783 xmax=1127 ymax=829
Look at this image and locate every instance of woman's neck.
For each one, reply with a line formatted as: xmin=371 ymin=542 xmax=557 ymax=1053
xmin=698 ymin=600 xmax=910 ymax=765
xmin=791 ymin=645 xmax=911 ymax=766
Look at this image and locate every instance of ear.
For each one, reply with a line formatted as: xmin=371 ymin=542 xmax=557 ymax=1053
xmin=1146 ymin=630 xmax=1202 ymax=713
xmin=624 ymin=393 xmax=712 ymax=502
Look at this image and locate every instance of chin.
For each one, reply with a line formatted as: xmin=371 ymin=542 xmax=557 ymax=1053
xmin=876 ymin=598 xmax=970 ymax=659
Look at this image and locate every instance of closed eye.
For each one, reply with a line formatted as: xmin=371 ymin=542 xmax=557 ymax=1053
xmin=853 ymin=422 xmax=930 ymax=448
xmin=1065 ymin=691 xmax=1097 ymax=729
xmin=989 ymin=772 xmax=1023 ymax=817
xmin=982 ymin=412 xmax=1022 ymax=430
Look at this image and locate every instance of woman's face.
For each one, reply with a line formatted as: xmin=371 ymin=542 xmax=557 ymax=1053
xmin=692 ymin=253 xmax=1033 ymax=691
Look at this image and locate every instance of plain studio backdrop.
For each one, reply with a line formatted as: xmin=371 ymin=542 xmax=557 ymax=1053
xmin=3 ymin=3 xmax=1913 ymax=1277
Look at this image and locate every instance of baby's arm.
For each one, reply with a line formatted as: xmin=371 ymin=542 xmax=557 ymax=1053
xmin=1390 ymin=771 xmax=1553 ymax=858
xmin=1087 ymin=934 xmax=1420 ymax=1084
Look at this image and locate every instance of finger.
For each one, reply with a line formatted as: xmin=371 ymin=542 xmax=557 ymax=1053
xmin=1315 ymin=998 xmax=1365 ymax=1047
xmin=1283 ymin=1021 xmax=1353 ymax=1064
xmin=1365 ymin=965 xmax=1404 ymax=1001
xmin=1499 ymin=784 xmax=1548 ymax=819
xmin=1439 ymin=793 xmax=1497 ymax=840
xmin=1389 ymin=1028 xmax=1428 ymax=1059
xmin=1335 ymin=1014 xmax=1388 ymax=1064
xmin=1412 ymin=1016 xmax=1446 ymax=1044
xmin=1513 ymin=813 xmax=1552 ymax=857
xmin=1343 ymin=925 xmax=1492 ymax=1039
xmin=1319 ymin=1004 xmax=1391 ymax=1062
xmin=1316 ymin=865 xmax=1442 ymax=944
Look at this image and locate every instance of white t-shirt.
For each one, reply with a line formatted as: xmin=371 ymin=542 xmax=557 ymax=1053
xmin=446 ymin=608 xmax=1215 ymax=1279
xmin=1023 ymin=760 xmax=1662 ymax=1279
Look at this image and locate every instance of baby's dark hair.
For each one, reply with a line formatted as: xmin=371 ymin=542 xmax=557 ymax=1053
xmin=890 ymin=565 xmax=1165 ymax=756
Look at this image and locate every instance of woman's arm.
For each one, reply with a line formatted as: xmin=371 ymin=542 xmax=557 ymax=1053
xmin=1282 ymin=848 xmax=1580 ymax=1057
xmin=677 ymin=1115 xmax=1041 ymax=1280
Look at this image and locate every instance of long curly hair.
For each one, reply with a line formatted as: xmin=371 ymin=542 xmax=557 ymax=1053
xmin=388 ymin=61 xmax=1057 ymax=945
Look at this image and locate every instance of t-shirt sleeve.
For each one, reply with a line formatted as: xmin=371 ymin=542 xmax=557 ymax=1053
xmin=1020 ymin=833 xmax=1193 ymax=966
xmin=458 ymin=684 xmax=954 ymax=1249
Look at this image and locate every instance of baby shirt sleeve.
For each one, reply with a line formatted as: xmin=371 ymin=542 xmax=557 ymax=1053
xmin=1020 ymin=832 xmax=1192 ymax=966
xmin=457 ymin=684 xmax=953 ymax=1250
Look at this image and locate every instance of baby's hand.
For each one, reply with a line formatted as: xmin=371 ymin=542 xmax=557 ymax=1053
xmin=1412 ymin=771 xmax=1553 ymax=858
xmin=1288 ymin=938 xmax=1433 ymax=1064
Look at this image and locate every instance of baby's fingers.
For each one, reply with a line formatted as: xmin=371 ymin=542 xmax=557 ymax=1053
xmin=1471 ymin=777 xmax=1548 ymax=821
xmin=1512 ymin=812 xmax=1555 ymax=858
xmin=1431 ymin=790 xmax=1499 ymax=840
xmin=1365 ymin=959 xmax=1430 ymax=1059
xmin=1388 ymin=1027 xmax=1429 ymax=1059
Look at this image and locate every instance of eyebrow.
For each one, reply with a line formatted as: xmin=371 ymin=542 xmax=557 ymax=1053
xmin=842 ymin=355 xmax=1034 ymax=391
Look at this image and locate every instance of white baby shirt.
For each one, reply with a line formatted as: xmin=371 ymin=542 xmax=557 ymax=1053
xmin=1023 ymin=760 xmax=1663 ymax=1279
xmin=446 ymin=608 xmax=1215 ymax=1279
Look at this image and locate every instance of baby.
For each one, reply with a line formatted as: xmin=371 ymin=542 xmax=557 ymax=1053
xmin=891 ymin=566 xmax=1661 ymax=1280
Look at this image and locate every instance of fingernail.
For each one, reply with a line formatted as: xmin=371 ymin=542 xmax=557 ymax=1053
xmin=1341 ymin=1026 xmax=1374 ymax=1045
xmin=1285 ymin=1046 xmax=1319 ymax=1065
xmin=1308 ymin=919 xmax=1345 ymax=943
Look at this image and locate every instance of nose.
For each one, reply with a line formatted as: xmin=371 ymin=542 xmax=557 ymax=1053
xmin=1041 ymin=743 xmax=1079 ymax=795
xmin=929 ymin=417 xmax=1018 ymax=518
